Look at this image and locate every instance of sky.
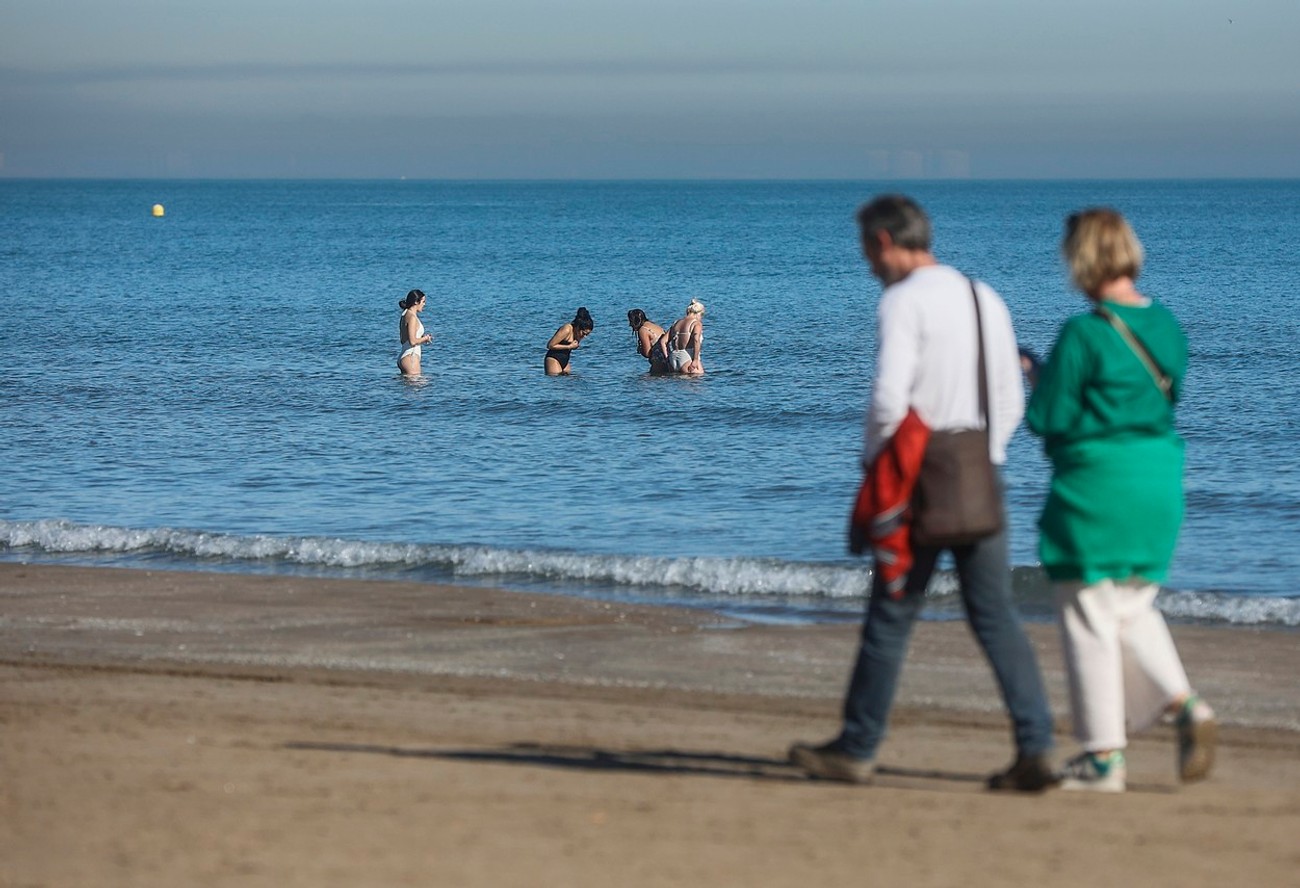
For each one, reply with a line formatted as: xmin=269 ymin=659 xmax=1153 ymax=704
xmin=1 ymin=0 xmax=1297 ymax=179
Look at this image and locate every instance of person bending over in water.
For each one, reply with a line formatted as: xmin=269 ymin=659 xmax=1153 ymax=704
xmin=397 ymin=289 xmax=433 ymax=376
xmin=665 ymin=299 xmax=705 ymax=375
xmin=627 ymin=308 xmax=670 ymax=374
xmin=544 ymin=307 xmax=594 ymax=375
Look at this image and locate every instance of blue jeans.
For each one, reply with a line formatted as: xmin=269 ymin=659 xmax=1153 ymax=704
xmin=837 ymin=527 xmax=1055 ymax=760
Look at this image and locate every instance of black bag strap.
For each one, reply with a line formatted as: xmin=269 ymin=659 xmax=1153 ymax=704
xmin=1095 ymin=305 xmax=1173 ymax=402
xmin=969 ymin=278 xmax=989 ymax=427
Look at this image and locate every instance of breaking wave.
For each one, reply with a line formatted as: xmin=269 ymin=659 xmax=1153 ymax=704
xmin=2 ymin=519 xmax=1296 ymax=627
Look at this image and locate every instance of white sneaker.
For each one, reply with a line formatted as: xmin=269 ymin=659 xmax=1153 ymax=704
xmin=1059 ymin=751 xmax=1126 ymax=793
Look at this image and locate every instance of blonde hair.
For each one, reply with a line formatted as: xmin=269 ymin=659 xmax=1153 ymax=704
xmin=1062 ymin=208 xmax=1144 ymax=295
xmin=686 ymin=298 xmax=705 ymax=315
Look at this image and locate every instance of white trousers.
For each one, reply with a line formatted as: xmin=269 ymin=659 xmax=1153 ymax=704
xmin=1056 ymin=578 xmax=1191 ymax=751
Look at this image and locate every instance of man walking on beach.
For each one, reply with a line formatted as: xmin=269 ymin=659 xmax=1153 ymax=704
xmin=790 ymin=194 xmax=1057 ymax=791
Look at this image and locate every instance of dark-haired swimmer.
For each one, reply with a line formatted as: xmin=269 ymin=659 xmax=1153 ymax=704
xmin=545 ymin=307 xmax=594 ymax=375
xmin=627 ymin=308 xmax=670 ymax=374
xmin=397 ymin=289 xmax=433 ymax=376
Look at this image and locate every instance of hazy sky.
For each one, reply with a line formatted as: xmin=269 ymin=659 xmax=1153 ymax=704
xmin=2 ymin=0 xmax=1297 ymax=178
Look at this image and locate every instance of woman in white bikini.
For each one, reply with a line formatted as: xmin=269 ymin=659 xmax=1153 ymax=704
xmin=665 ymin=299 xmax=705 ymax=375
xmin=397 ymin=289 xmax=433 ymax=376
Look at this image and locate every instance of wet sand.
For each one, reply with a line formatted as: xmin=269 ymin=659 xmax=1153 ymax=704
xmin=2 ymin=563 xmax=1297 ymax=886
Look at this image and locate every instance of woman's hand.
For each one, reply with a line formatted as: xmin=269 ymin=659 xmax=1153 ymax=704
xmin=1018 ymin=347 xmax=1040 ymax=389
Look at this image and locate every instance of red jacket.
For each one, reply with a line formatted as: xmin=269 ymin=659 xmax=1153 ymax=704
xmin=848 ymin=409 xmax=930 ymax=598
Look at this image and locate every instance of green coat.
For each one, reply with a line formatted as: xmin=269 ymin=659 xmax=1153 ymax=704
xmin=1026 ymin=300 xmax=1188 ymax=583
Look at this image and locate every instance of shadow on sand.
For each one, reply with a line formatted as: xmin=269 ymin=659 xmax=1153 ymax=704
xmin=282 ymin=740 xmax=996 ymax=789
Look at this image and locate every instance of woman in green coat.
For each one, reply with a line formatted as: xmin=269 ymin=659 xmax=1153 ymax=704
xmin=1026 ymin=208 xmax=1216 ymax=792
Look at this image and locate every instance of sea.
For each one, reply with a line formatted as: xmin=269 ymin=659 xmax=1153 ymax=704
xmin=1 ymin=179 xmax=1297 ymax=628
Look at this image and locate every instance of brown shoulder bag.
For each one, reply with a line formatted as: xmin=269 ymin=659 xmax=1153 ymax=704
xmin=909 ymin=279 xmax=1005 ymax=548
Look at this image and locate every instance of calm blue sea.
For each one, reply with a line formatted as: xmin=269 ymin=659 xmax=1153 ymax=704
xmin=1 ymin=179 xmax=1297 ymax=627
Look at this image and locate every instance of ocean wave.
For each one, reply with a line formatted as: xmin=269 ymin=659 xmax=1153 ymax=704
xmin=2 ymin=518 xmax=1296 ymax=627
xmin=1155 ymin=589 xmax=1300 ymax=627
xmin=0 ymin=518 xmax=872 ymax=600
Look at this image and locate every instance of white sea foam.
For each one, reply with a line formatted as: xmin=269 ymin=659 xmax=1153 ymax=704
xmin=3 ymin=519 xmax=1297 ymax=627
xmin=0 ymin=518 xmax=872 ymax=600
xmin=1156 ymin=589 xmax=1300 ymax=628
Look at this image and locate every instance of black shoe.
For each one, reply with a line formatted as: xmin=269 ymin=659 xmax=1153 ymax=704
xmin=987 ymin=753 xmax=1059 ymax=792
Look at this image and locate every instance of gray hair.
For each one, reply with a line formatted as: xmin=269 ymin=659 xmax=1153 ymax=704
xmin=855 ymin=194 xmax=932 ymax=251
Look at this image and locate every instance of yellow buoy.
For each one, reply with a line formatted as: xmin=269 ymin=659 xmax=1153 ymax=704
xmin=151 ymin=204 xmax=165 ymax=217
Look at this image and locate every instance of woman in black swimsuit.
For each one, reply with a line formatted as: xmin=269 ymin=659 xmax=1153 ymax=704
xmin=627 ymin=308 xmax=670 ymax=374
xmin=544 ymin=307 xmax=594 ymax=375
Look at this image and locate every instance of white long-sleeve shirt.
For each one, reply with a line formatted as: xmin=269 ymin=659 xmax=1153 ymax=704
xmin=864 ymin=264 xmax=1024 ymax=466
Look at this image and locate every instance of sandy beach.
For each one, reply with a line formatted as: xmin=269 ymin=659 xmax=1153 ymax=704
xmin=1 ymin=562 xmax=1297 ymax=887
